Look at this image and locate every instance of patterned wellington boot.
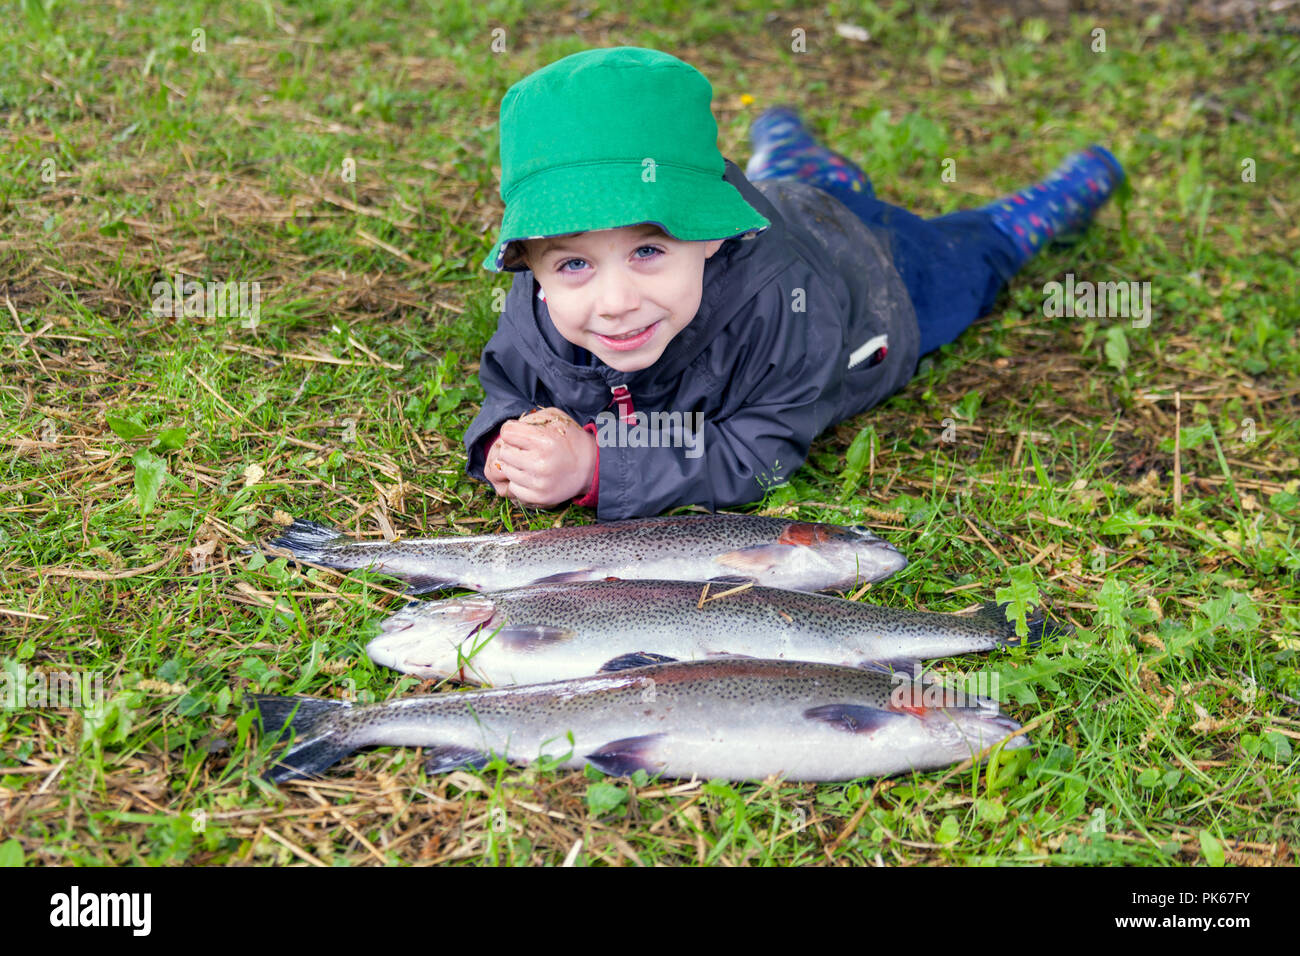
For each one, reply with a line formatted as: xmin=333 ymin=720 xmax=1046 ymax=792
xmin=745 ymin=106 xmax=874 ymax=197
xmin=982 ymin=145 xmax=1126 ymax=265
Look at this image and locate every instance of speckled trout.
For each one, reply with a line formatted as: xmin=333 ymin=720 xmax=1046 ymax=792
xmin=261 ymin=514 xmax=906 ymax=594
xmin=254 ymin=658 xmax=1028 ymax=783
xmin=368 ymin=579 xmax=1068 ymax=685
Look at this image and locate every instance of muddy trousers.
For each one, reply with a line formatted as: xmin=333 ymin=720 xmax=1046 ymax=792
xmin=812 ymin=181 xmax=1025 ymax=357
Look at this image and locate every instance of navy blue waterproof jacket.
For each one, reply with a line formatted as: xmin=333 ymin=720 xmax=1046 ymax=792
xmin=463 ymin=161 xmax=920 ymax=520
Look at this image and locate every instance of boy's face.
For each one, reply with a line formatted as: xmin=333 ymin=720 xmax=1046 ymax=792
xmin=521 ymin=225 xmax=724 ymax=372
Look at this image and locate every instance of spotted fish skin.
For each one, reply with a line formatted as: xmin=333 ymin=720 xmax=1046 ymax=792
xmin=254 ymin=658 xmax=1028 ymax=784
xmin=262 ymin=514 xmax=906 ymax=594
xmin=368 ymin=579 xmax=1067 ymax=684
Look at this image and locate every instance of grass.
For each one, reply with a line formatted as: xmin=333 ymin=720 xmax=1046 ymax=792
xmin=1 ymin=0 xmax=1297 ymax=866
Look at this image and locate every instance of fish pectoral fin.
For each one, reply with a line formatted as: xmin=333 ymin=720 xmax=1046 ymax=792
xmin=714 ymin=544 xmax=794 ymax=574
xmin=528 ymin=569 xmax=597 ymax=585
xmin=598 ymin=652 xmax=680 ymax=673
xmin=494 ymin=625 xmax=577 ymax=652
xmin=585 ymin=734 xmax=668 ymax=777
xmin=423 ymin=745 xmax=493 ymax=775
xmin=803 ymin=704 xmax=901 ymax=735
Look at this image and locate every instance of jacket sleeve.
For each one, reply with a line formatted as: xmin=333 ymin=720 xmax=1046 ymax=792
xmin=463 ymin=329 xmax=540 ymax=482
xmin=592 ymin=275 xmax=847 ymax=520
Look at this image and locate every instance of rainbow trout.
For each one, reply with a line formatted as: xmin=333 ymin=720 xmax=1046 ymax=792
xmin=262 ymin=514 xmax=906 ymax=594
xmin=368 ymin=579 xmax=1068 ymax=684
xmin=254 ymin=658 xmax=1028 ymax=783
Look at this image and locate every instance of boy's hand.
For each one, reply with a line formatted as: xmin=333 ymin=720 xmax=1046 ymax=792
xmin=494 ymin=407 xmax=597 ymax=507
xmin=484 ymin=436 xmax=513 ymax=497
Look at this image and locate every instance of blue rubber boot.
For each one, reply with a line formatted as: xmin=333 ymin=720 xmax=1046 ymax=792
xmin=981 ymin=145 xmax=1125 ymax=265
xmin=745 ymin=106 xmax=874 ymax=197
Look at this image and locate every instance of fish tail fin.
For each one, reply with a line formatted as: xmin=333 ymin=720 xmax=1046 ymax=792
xmin=978 ymin=601 xmax=1073 ymax=648
xmin=263 ymin=519 xmax=345 ymax=561
xmin=252 ymin=694 xmax=353 ymax=782
xmin=1026 ymin=607 xmax=1073 ymax=646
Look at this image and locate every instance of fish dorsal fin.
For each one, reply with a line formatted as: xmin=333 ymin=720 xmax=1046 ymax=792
xmin=598 ymin=652 xmax=679 ymax=673
xmin=803 ymin=704 xmax=900 ymax=735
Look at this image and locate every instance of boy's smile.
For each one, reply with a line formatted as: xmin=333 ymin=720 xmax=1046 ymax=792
xmin=523 ymin=225 xmax=724 ymax=372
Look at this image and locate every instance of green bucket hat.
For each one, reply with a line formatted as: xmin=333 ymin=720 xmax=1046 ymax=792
xmin=483 ymin=47 xmax=770 ymax=272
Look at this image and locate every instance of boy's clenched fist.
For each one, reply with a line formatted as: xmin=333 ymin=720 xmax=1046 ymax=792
xmin=487 ymin=407 xmax=597 ymax=508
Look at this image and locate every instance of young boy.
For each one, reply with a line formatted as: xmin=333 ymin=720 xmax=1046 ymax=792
xmin=465 ymin=47 xmax=1123 ymax=520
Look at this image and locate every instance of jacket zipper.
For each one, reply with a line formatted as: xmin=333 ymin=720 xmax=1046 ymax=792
xmin=609 ymin=384 xmax=636 ymax=424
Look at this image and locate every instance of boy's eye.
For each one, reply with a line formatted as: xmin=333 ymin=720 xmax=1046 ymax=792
xmin=556 ymin=246 xmax=660 ymax=272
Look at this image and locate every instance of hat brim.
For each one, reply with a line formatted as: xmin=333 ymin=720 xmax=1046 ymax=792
xmin=482 ymin=161 xmax=770 ymax=271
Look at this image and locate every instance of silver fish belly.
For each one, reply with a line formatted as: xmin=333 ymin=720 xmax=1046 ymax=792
xmin=255 ymin=658 xmax=1028 ymax=784
xmin=367 ymin=579 xmax=1069 ymax=685
xmin=261 ymin=514 xmax=906 ymax=594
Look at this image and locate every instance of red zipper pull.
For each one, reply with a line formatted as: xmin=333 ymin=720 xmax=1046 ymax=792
xmin=609 ymin=385 xmax=635 ymax=424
